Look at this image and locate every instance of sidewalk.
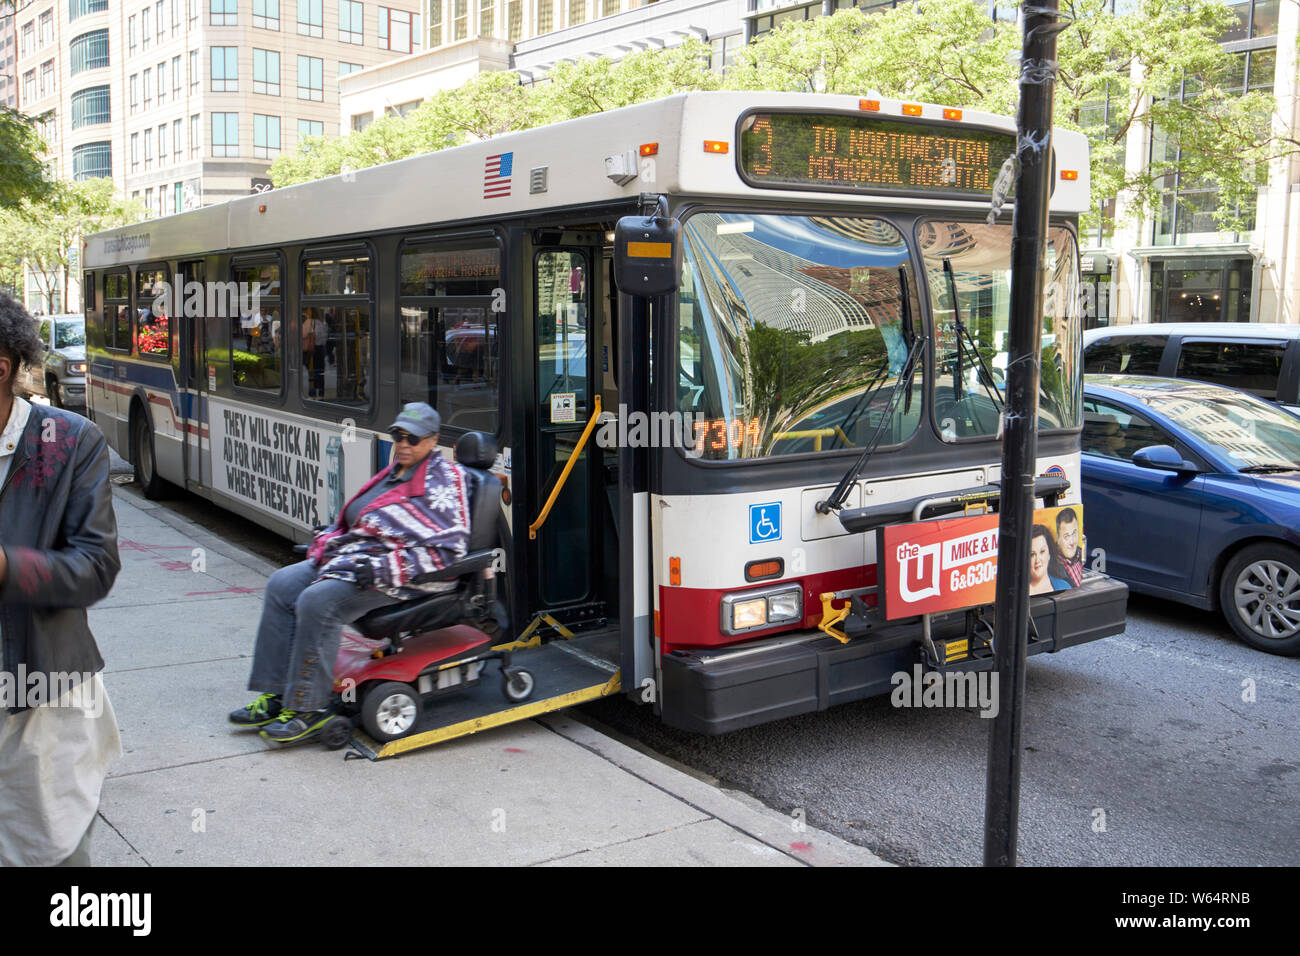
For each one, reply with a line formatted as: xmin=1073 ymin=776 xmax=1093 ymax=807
xmin=90 ymin=486 xmax=889 ymax=867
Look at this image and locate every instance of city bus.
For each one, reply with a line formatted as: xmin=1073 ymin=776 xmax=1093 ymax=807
xmin=83 ymin=92 xmax=1127 ymax=755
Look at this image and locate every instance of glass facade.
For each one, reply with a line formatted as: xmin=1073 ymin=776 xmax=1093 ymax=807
xmin=1151 ymin=48 xmax=1274 ymax=248
xmin=69 ymin=0 xmax=110 ymax=20
xmin=72 ymin=141 xmax=113 ymax=180
xmin=69 ymin=30 xmax=110 ymax=74
xmin=1221 ymin=0 xmax=1279 ymax=42
xmin=70 ymin=85 xmax=111 ymax=129
xmin=1149 ymin=259 xmax=1252 ymax=324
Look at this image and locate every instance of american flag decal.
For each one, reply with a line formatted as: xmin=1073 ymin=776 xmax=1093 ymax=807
xmin=484 ymin=152 xmax=513 ymax=199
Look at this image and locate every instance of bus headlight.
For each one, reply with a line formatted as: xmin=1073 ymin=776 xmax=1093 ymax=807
xmin=731 ymin=597 xmax=768 ymax=630
xmin=720 ymin=584 xmax=803 ymax=635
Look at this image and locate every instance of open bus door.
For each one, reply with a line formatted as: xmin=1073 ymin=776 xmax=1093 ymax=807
xmin=523 ymin=231 xmax=618 ymax=633
xmin=179 ymin=260 xmax=207 ymax=490
xmin=346 ymin=216 xmax=684 ymax=759
xmin=348 ymin=229 xmax=628 ymax=758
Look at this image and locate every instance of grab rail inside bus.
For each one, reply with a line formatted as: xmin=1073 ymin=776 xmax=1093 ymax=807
xmin=529 ymin=395 xmax=603 ymax=541
xmin=772 ymin=425 xmax=853 ymax=451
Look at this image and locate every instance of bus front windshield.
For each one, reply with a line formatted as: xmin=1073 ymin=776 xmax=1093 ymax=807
xmin=677 ymin=213 xmax=924 ymax=461
xmin=919 ymin=219 xmax=1082 ymax=440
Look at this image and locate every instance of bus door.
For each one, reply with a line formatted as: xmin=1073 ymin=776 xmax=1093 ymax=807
xmin=179 ymin=259 xmax=206 ymax=489
xmin=527 ymin=236 xmax=615 ymax=628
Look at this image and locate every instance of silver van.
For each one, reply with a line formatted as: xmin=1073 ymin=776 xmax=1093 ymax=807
xmin=1082 ymin=322 xmax=1300 ymax=415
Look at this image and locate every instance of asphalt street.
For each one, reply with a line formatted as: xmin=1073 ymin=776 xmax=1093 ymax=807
xmin=587 ymin=596 xmax=1300 ymax=867
xmin=112 ymin=459 xmax=1300 ymax=867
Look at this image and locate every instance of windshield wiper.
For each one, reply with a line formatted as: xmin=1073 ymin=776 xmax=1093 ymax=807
xmin=942 ymin=257 xmax=1003 ymax=409
xmin=834 ymin=358 xmax=892 ymax=447
xmin=816 ymin=332 xmax=927 ymax=514
xmin=1239 ymin=464 xmax=1299 ymax=474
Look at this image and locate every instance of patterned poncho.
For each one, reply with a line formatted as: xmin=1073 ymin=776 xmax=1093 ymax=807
xmin=305 ymin=448 xmax=471 ymax=599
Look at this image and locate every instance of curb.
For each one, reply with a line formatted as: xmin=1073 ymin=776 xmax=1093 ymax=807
xmin=538 ymin=713 xmax=891 ymax=866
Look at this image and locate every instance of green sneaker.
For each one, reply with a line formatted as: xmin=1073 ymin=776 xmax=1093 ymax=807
xmin=229 ymin=693 xmax=283 ymax=728
xmin=260 ymin=709 xmax=341 ymax=744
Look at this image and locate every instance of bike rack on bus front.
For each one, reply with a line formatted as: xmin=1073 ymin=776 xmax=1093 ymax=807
xmin=817 ymin=475 xmax=1072 ymax=662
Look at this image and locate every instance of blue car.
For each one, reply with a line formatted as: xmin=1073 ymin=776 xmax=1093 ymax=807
xmin=1083 ymin=375 xmax=1300 ymax=655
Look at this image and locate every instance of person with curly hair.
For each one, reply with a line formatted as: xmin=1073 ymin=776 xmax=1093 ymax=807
xmin=0 ymin=292 xmax=122 ymax=866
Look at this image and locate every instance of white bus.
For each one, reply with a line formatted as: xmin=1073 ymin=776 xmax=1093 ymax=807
xmin=85 ymin=92 xmax=1126 ymax=753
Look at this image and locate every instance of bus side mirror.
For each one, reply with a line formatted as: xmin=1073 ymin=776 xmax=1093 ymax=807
xmin=613 ymin=215 xmax=682 ymax=296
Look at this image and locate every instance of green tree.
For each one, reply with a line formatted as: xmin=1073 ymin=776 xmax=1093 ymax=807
xmin=1 ymin=0 xmax=50 ymax=209
xmin=0 ymin=179 xmax=143 ymax=310
xmin=270 ymin=39 xmax=718 ymax=187
xmin=0 ymin=106 xmax=54 ymax=211
xmin=725 ymin=3 xmax=1019 ymax=111
xmin=531 ymin=39 xmax=718 ymax=119
xmin=412 ymin=69 xmax=544 ymax=140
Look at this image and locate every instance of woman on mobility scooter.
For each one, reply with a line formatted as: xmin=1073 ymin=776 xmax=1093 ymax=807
xmin=229 ymin=402 xmax=471 ymax=744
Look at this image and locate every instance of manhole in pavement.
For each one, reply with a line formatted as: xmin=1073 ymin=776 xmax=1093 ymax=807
xmin=110 ymin=474 xmax=135 ymax=485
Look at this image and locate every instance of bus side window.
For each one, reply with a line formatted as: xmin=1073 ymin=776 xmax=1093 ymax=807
xmin=104 ymin=271 xmax=131 ymax=351
xmin=232 ymin=261 xmax=283 ymax=392
xmin=399 ymin=241 xmax=502 ymax=434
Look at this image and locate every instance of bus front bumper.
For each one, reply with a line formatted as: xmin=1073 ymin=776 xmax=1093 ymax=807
xmin=659 ymin=574 xmax=1128 ymax=735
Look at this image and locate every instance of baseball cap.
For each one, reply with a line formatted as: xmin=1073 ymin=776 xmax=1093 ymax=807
xmin=388 ymin=402 xmax=441 ymax=438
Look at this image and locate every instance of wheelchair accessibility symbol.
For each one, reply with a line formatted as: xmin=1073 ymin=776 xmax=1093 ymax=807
xmin=749 ymin=502 xmax=782 ymax=544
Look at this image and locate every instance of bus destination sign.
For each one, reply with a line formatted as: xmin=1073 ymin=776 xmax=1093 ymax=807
xmin=739 ymin=112 xmax=1015 ymax=197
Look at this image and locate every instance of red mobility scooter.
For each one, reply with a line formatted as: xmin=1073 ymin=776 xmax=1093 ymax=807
xmin=314 ymin=431 xmax=534 ymax=748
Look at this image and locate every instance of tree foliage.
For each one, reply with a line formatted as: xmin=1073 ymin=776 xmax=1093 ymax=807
xmin=0 ymin=179 xmax=143 ymax=308
xmin=269 ymin=38 xmax=717 ymax=187
xmin=0 ymin=106 xmax=53 ymax=211
xmin=269 ymin=2 xmax=1290 ymax=237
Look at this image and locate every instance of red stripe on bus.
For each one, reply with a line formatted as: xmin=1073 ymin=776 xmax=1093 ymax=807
xmin=90 ymin=379 xmax=208 ymax=437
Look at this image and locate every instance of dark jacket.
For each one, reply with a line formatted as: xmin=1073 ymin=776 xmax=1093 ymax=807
xmin=0 ymin=404 xmax=120 ymax=711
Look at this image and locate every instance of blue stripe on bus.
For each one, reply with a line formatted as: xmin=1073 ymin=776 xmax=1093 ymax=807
xmin=95 ymin=357 xmax=186 ymax=419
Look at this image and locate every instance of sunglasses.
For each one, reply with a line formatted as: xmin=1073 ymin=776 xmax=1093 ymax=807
xmin=389 ymin=430 xmax=426 ymax=446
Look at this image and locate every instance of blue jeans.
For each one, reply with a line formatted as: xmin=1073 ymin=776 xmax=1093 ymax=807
xmin=247 ymin=560 xmax=400 ymax=712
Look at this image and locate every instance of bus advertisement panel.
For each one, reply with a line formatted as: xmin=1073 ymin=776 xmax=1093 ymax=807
xmin=208 ymin=399 xmax=375 ymax=530
xmin=879 ymin=505 xmax=1085 ymax=619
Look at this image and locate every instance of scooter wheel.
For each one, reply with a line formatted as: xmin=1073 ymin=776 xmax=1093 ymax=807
xmin=320 ymin=717 xmax=353 ymax=750
xmin=362 ymin=681 xmax=422 ymax=742
xmin=502 ymin=668 xmax=535 ymax=704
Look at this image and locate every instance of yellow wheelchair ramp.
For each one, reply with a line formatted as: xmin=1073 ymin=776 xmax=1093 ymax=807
xmin=349 ymin=632 xmax=621 ymax=760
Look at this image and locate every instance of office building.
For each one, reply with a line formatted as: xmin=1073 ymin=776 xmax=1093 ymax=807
xmin=11 ymin=0 xmax=421 ymax=310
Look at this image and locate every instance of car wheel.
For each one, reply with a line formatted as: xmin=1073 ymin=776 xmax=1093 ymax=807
xmin=361 ymin=681 xmax=422 ymax=742
xmin=131 ymin=413 xmax=165 ymax=500
xmin=1218 ymin=543 xmax=1300 ymax=655
xmin=46 ymin=376 xmax=62 ymax=408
